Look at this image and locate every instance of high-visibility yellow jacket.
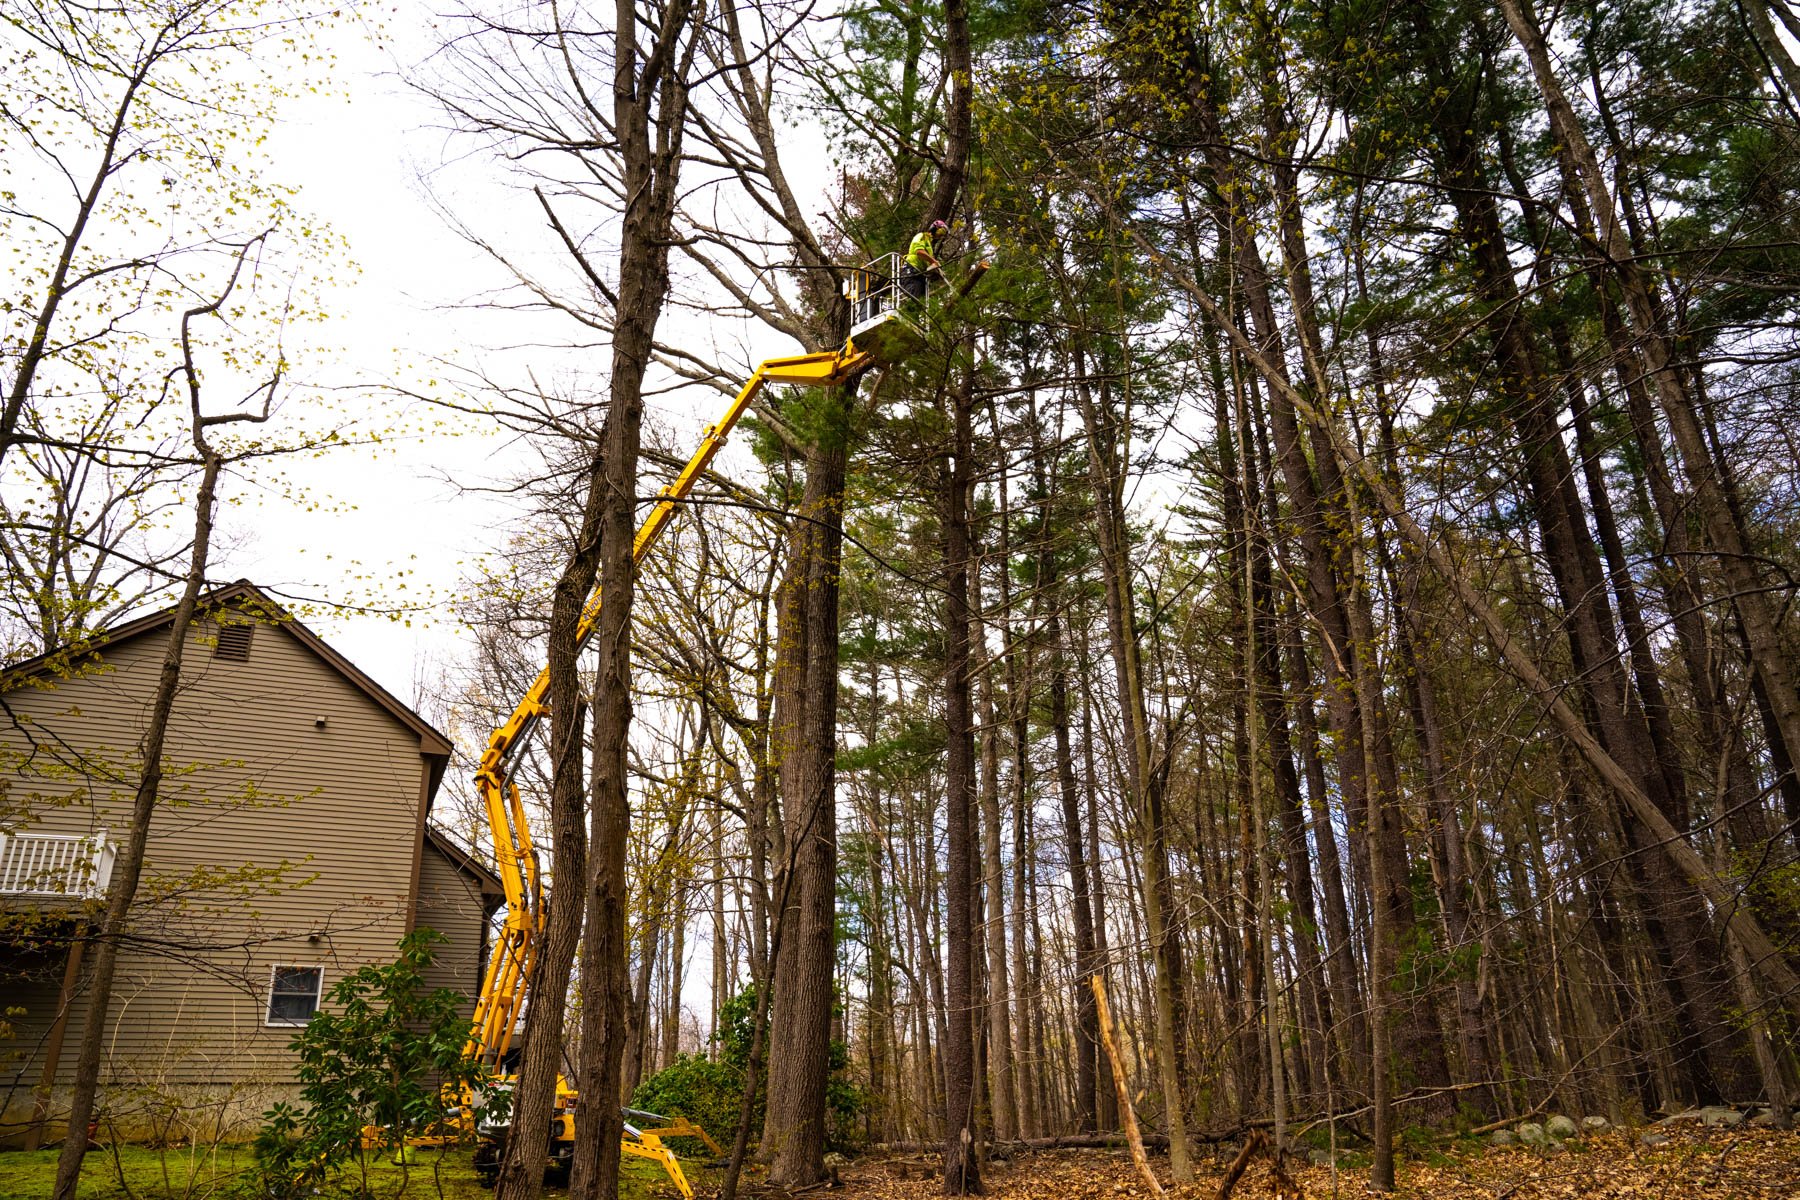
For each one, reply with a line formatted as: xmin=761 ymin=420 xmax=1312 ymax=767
xmin=906 ymin=231 xmax=937 ymax=270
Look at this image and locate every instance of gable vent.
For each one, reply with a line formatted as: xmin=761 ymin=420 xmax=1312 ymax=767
xmin=215 ymin=623 xmax=254 ymax=662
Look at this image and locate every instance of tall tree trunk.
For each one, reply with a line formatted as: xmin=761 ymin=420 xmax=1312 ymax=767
xmin=664 ymin=878 xmax=687 ymax=1068
xmin=52 ymin=453 xmax=222 ymax=1200
xmin=1033 ymin=379 xmax=1100 ymax=1133
xmin=978 ymin=653 xmax=1018 ymax=1142
xmin=761 ymin=386 xmax=852 ymax=1187
xmin=625 ymin=878 xmax=658 ymax=1093
xmin=51 ymin=232 xmax=272 ymax=1200
xmin=867 ymin=801 xmax=897 ymax=1141
xmin=1386 ymin=551 xmax=1498 ymax=1117
xmin=941 ymin=356 xmax=984 ymax=1193
xmin=1281 ymin=583 xmax=1368 ymax=1094
xmin=1010 ymin=684 xmax=1041 ymax=1141
xmin=1230 ymin=575 xmax=1266 ymax=1116
xmin=711 ymin=790 xmax=729 ymax=1051
xmin=1216 ymin=352 xmax=1334 ymax=1108
xmin=982 ymin=401 xmax=1021 ymax=1142
xmin=564 ymin=1 xmax=695 ymax=1192
xmin=1079 ymin=662 xmax=1118 ymax=1131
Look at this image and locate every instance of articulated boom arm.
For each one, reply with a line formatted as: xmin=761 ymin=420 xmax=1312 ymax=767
xmin=464 ymin=342 xmax=871 ymax=1073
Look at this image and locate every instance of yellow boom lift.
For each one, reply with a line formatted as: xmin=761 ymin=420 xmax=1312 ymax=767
xmin=454 ymin=256 xmax=971 ymax=1193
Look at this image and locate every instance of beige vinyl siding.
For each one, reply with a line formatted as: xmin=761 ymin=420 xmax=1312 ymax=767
xmin=414 ymin=839 xmax=490 ymax=1031
xmin=0 ymin=613 xmax=430 ymax=1096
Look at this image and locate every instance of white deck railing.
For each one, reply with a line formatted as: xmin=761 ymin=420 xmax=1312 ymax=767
xmin=0 ymin=830 xmax=116 ymax=898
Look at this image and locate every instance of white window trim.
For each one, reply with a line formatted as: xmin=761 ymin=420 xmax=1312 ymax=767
xmin=264 ymin=963 xmax=325 ymax=1027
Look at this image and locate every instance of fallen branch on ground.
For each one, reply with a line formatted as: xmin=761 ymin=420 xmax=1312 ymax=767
xmin=1094 ymin=975 xmax=1164 ymax=1198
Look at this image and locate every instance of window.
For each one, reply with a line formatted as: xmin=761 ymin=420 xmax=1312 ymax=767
xmin=266 ymin=965 xmax=323 ymax=1025
xmin=215 ymin=622 xmax=254 ymax=661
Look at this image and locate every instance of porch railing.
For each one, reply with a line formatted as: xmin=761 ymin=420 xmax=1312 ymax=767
xmin=0 ymin=830 xmax=116 ymax=898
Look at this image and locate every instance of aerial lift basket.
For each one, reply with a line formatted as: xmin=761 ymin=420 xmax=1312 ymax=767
xmin=846 ymin=252 xmax=928 ymax=365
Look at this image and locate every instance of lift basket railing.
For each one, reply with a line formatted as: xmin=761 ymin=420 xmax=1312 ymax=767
xmin=847 ymin=251 xmax=927 ymax=327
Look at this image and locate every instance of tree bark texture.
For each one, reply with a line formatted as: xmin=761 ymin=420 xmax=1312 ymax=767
xmin=762 ymin=388 xmax=852 ymax=1187
xmin=940 ymin=361 xmax=983 ymax=1194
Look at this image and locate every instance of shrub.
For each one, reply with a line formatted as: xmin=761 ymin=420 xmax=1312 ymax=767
xmin=630 ymin=1052 xmax=754 ymax=1150
xmin=254 ymin=930 xmax=486 ymax=1197
xmin=630 ymin=985 xmax=867 ymax=1157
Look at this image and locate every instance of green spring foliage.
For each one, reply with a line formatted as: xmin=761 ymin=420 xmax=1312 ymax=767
xmin=253 ymin=930 xmax=487 ymax=1199
xmin=628 ymin=985 xmax=868 ymax=1155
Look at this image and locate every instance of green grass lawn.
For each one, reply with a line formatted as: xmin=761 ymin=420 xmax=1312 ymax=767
xmin=0 ymin=1144 xmax=697 ymax=1199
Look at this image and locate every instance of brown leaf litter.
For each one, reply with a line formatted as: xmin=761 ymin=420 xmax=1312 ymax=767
xmin=755 ymin=1127 xmax=1800 ymax=1200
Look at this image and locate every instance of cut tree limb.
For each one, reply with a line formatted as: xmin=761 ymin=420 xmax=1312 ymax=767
xmin=1092 ymin=975 xmax=1164 ymax=1198
xmin=1216 ymin=1130 xmax=1266 ymax=1200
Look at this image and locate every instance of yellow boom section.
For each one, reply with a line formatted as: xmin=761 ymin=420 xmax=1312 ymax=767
xmin=464 ymin=340 xmax=872 ymax=1072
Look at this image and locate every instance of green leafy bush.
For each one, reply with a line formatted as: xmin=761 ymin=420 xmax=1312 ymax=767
xmin=629 ymin=985 xmax=867 ymax=1156
xmin=254 ymin=930 xmax=485 ymax=1197
xmin=823 ymin=1037 xmax=869 ymax=1153
xmin=630 ymin=1053 xmax=753 ymax=1150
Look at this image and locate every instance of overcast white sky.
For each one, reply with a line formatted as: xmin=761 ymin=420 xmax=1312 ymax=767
xmin=213 ymin=9 xmax=832 ymax=717
xmin=144 ymin=11 xmax=848 ymax=1028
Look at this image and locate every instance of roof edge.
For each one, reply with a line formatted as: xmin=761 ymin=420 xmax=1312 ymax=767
xmin=3 ymin=580 xmax=455 ymax=766
xmin=424 ymin=825 xmax=506 ymax=897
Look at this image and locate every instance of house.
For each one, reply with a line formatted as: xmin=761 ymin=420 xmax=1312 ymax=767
xmin=0 ymin=582 xmax=503 ymax=1146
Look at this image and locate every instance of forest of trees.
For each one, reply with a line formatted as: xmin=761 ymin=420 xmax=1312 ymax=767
xmin=6 ymin=0 xmax=1800 ymax=1194
xmin=420 ymin=0 xmax=1800 ymax=1191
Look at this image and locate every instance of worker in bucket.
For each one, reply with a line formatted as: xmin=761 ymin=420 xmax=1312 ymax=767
xmin=900 ymin=218 xmax=948 ymax=301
